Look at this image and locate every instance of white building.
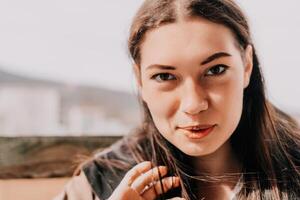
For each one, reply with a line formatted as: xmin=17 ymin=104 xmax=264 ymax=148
xmin=0 ymin=85 xmax=61 ymax=136
xmin=66 ymin=103 xmax=130 ymax=136
xmin=0 ymin=69 xmax=140 ymax=136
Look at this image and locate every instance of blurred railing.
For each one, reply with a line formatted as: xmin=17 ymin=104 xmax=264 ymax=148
xmin=0 ymin=136 xmax=122 ymax=179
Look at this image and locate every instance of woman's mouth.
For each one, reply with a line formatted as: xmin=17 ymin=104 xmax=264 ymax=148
xmin=178 ymin=124 xmax=216 ymax=139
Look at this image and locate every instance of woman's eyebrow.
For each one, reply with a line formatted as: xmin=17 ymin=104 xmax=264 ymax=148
xmin=146 ymin=52 xmax=232 ymax=70
xmin=201 ymin=52 xmax=232 ymax=65
xmin=146 ymin=65 xmax=176 ymax=71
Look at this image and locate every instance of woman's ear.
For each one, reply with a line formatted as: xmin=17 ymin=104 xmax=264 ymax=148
xmin=243 ymin=45 xmax=253 ymax=89
xmin=133 ymin=63 xmax=143 ymax=92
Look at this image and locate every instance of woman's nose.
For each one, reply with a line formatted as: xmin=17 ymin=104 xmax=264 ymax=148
xmin=180 ymin=80 xmax=208 ymax=115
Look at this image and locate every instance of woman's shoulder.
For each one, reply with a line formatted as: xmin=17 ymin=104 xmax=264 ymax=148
xmin=53 ymin=171 xmax=100 ymax=200
xmin=81 ymin=137 xmax=139 ymax=200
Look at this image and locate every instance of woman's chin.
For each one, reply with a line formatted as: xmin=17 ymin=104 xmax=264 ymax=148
xmin=177 ymin=142 xmax=222 ymax=157
xmin=179 ymin=146 xmax=211 ymax=157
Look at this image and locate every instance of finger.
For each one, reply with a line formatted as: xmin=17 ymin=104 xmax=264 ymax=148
xmin=131 ymin=166 xmax=168 ymax=193
xmin=142 ymin=176 xmax=180 ymax=200
xmin=123 ymin=161 xmax=152 ymax=186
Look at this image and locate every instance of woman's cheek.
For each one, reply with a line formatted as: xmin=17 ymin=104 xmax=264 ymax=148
xmin=208 ymin=77 xmax=243 ymax=120
xmin=152 ymin=91 xmax=177 ymax=117
xmin=219 ymin=80 xmax=244 ymax=132
xmin=143 ymin=84 xmax=174 ymax=112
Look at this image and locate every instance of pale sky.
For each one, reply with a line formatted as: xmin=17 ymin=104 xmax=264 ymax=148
xmin=0 ymin=0 xmax=299 ymax=113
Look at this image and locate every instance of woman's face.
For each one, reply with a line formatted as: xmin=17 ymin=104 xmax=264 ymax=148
xmin=136 ymin=18 xmax=253 ymax=157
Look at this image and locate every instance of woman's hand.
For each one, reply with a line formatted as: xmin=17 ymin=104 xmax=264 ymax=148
xmin=107 ymin=161 xmax=184 ymax=200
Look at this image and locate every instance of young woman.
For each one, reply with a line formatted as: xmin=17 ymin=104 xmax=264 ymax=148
xmin=54 ymin=0 xmax=300 ymax=199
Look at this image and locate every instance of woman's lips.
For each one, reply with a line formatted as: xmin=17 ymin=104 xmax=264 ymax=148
xmin=178 ymin=124 xmax=216 ymax=140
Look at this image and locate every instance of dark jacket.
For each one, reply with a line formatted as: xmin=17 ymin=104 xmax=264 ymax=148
xmin=82 ymin=139 xmax=137 ymax=200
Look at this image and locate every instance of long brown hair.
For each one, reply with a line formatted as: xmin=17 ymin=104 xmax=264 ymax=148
xmin=123 ymin=0 xmax=300 ymax=199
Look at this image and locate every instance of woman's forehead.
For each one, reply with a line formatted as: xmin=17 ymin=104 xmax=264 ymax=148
xmin=139 ymin=18 xmax=240 ymax=69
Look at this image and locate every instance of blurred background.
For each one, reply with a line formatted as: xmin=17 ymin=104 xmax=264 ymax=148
xmin=0 ymin=0 xmax=299 ymax=199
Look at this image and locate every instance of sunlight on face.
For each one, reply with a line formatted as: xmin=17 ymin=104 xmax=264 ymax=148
xmin=137 ymin=18 xmax=253 ymax=157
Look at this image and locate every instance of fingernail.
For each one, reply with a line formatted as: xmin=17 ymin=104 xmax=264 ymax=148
xmin=159 ymin=166 xmax=168 ymax=171
xmin=159 ymin=165 xmax=167 ymax=169
xmin=172 ymin=176 xmax=180 ymax=185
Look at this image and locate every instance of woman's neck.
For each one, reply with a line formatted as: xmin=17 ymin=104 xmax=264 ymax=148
xmin=192 ymin=140 xmax=241 ymax=176
xmin=191 ymin=141 xmax=242 ymax=199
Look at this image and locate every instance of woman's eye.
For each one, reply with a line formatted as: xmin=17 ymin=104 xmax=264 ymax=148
xmin=206 ymin=65 xmax=228 ymax=76
xmin=151 ymin=73 xmax=176 ymax=82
